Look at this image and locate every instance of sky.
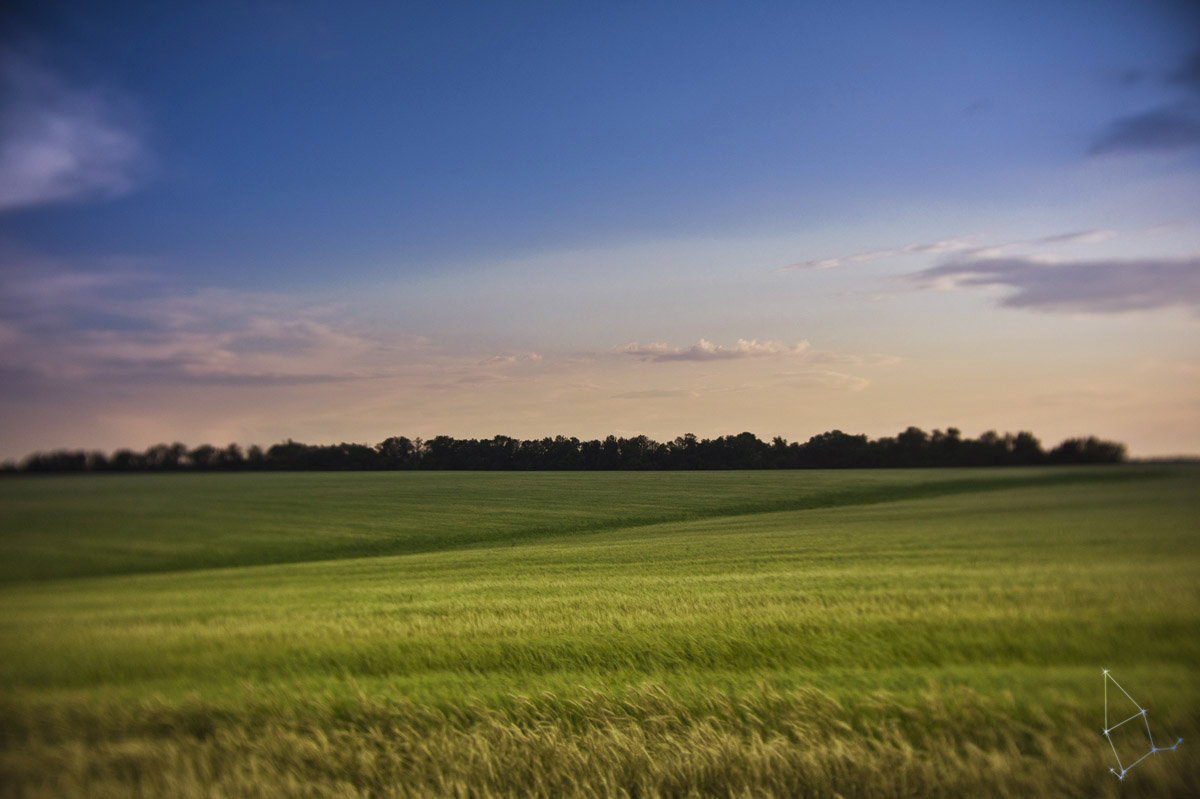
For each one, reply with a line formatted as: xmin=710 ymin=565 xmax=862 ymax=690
xmin=1 ymin=0 xmax=1199 ymax=461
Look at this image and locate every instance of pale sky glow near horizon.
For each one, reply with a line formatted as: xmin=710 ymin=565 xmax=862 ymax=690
xmin=2 ymin=1 xmax=1199 ymax=461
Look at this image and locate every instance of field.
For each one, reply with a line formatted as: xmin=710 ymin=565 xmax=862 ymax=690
xmin=1 ymin=466 xmax=1197 ymax=797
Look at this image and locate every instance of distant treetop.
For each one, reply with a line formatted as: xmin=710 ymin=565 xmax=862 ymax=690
xmin=4 ymin=428 xmax=1127 ymax=474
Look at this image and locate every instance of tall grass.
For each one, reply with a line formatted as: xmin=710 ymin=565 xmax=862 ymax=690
xmin=1 ymin=683 xmax=1193 ymax=798
xmin=1 ymin=466 xmax=1197 ymax=796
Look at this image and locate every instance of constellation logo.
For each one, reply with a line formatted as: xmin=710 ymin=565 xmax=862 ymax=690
xmin=1102 ymin=669 xmax=1181 ymax=780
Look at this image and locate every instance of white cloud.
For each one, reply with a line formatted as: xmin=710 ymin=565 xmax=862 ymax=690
xmin=0 ymin=49 xmax=148 ymax=211
xmin=616 ymin=338 xmax=810 ymax=362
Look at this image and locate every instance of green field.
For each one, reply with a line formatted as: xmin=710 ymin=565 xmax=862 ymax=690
xmin=1 ymin=467 xmax=1197 ymax=797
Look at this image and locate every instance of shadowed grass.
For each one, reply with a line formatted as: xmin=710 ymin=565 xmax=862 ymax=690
xmin=0 ymin=466 xmax=1164 ymax=582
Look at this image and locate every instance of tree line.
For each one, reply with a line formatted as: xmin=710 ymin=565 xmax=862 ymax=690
xmin=4 ymin=427 xmax=1126 ymax=474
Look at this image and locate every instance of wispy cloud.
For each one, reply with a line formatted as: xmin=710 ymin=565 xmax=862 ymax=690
xmin=616 ymin=338 xmax=810 ymax=362
xmin=778 ymin=224 xmax=1199 ymax=318
xmin=776 ymin=238 xmax=975 ymax=272
xmin=0 ymin=259 xmax=418 ymax=384
xmin=963 ymin=229 xmax=1119 ymax=259
xmin=5 ymin=310 xmax=393 ymax=384
xmin=0 ymin=249 xmax=573 ymax=396
xmin=1030 ymin=229 xmax=1118 ymax=247
xmin=907 ymin=254 xmax=1200 ymax=315
xmin=0 ymin=48 xmax=148 ymax=211
xmin=780 ymin=229 xmax=1118 ymax=273
xmin=478 ymin=352 xmax=543 ymax=367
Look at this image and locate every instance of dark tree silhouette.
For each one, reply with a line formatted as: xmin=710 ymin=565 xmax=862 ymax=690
xmin=5 ymin=427 xmax=1129 ymax=474
xmin=1050 ymin=436 xmax=1126 ymax=464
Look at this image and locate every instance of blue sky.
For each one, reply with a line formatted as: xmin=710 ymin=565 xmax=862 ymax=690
xmin=2 ymin=1 xmax=1199 ymax=459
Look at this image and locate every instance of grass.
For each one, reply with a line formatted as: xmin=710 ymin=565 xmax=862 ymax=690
xmin=0 ymin=466 xmax=1197 ymax=797
xmin=0 ymin=467 xmax=1152 ymax=582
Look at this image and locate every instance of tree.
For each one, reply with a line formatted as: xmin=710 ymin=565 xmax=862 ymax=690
xmin=376 ymin=436 xmax=419 ymax=469
xmin=266 ymin=439 xmax=312 ymax=470
xmin=4 ymin=426 xmax=1128 ymax=474
xmin=599 ymin=435 xmax=621 ymax=469
xmin=423 ymin=436 xmax=460 ymax=469
xmin=799 ymin=430 xmax=871 ymax=468
xmin=110 ymin=449 xmax=142 ymax=471
xmin=189 ymin=444 xmax=220 ymax=470
xmin=894 ymin=426 xmax=930 ymax=466
xmin=1011 ymin=432 xmax=1044 ymax=465
xmin=220 ymin=443 xmax=245 ymax=469
xmin=246 ymin=445 xmax=266 ymax=469
xmin=144 ymin=442 xmax=187 ymax=470
xmin=1050 ymin=436 xmax=1125 ymax=464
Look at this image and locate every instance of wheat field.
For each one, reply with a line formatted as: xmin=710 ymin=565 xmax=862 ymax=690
xmin=1 ymin=466 xmax=1197 ymax=797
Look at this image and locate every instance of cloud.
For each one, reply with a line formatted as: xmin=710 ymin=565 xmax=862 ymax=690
xmin=0 ymin=259 xmax=418 ymax=384
xmin=0 ymin=49 xmax=148 ymax=211
xmin=776 ymin=238 xmax=975 ymax=272
xmin=781 ymin=230 xmax=1118 ymax=273
xmin=907 ymin=254 xmax=1200 ymax=315
xmin=478 ymin=352 xmax=543 ymax=366
xmin=0 ymin=259 xmax=157 ymax=328
xmin=616 ymin=338 xmax=810 ymax=362
xmin=1031 ymin=229 xmax=1117 ymax=247
xmin=11 ymin=314 xmax=389 ymax=384
xmin=1089 ymin=107 xmax=1200 ymax=155
xmin=0 ymin=253 xmax=576 ymax=401
xmin=961 ymin=230 xmax=1120 ymax=260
